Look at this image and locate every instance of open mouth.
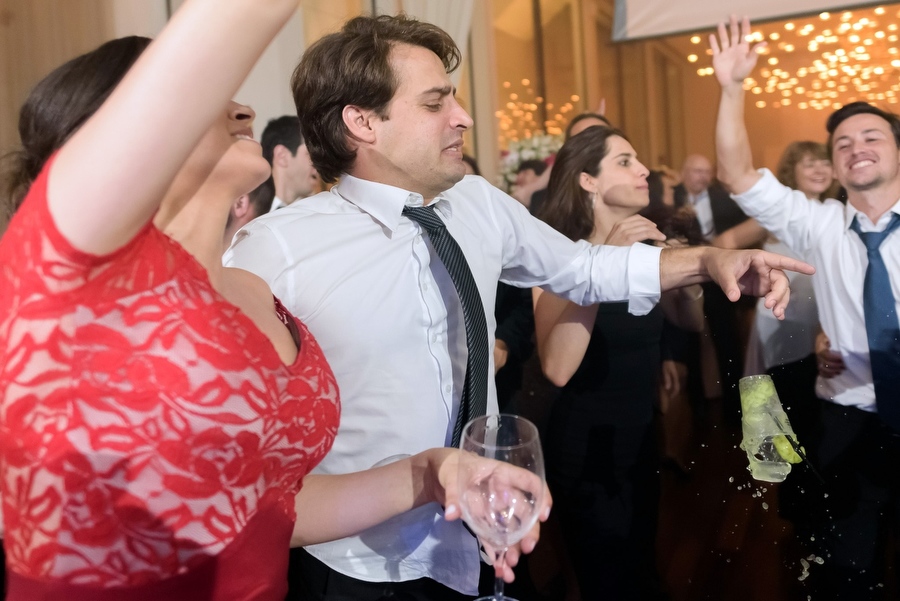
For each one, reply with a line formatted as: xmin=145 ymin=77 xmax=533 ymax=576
xmin=849 ymin=159 xmax=875 ymax=170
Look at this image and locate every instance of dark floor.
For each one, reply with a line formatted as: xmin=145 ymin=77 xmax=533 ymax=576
xmin=508 ymin=393 xmax=898 ymax=601
xmin=655 ymin=400 xmax=811 ymax=601
xmin=505 ymin=376 xmax=828 ymax=601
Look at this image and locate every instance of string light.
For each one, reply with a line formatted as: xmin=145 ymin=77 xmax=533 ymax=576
xmin=687 ymin=4 xmax=900 ymax=108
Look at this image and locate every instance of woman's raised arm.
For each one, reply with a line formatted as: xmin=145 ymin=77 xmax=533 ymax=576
xmin=48 ymin=0 xmax=299 ymax=255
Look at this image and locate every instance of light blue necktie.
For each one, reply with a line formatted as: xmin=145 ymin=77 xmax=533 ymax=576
xmin=850 ymin=212 xmax=900 ymax=430
xmin=403 ymin=205 xmax=489 ymax=446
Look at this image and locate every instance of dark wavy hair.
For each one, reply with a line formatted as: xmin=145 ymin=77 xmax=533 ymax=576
xmin=291 ymin=14 xmax=460 ymax=183
xmin=537 ymin=125 xmax=625 ymax=241
xmin=261 ymin=115 xmax=303 ymax=166
xmin=826 ymin=101 xmax=900 ymax=153
xmin=1 ymin=36 xmax=151 ymax=234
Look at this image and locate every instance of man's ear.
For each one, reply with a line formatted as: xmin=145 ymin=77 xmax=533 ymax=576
xmin=231 ymin=194 xmax=251 ymax=219
xmin=342 ymin=105 xmax=378 ymax=145
xmin=273 ymin=144 xmax=292 ymax=168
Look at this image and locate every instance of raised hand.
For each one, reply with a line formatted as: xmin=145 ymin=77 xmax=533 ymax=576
xmin=710 ymin=15 xmax=766 ymax=87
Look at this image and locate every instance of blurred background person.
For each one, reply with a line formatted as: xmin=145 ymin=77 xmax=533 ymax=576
xmin=717 ymin=141 xmax=835 ymax=441
xmin=643 ymin=170 xmax=707 ymax=477
xmin=675 ymin=153 xmax=754 ymax=422
xmin=260 ymin=114 xmax=320 ymax=211
xmin=223 ymin=176 xmax=275 ymax=252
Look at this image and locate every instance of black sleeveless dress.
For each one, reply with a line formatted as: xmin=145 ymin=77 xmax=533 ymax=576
xmin=544 ymin=301 xmax=664 ymax=600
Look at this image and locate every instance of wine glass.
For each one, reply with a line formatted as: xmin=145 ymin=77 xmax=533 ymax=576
xmin=458 ymin=414 xmax=545 ymax=601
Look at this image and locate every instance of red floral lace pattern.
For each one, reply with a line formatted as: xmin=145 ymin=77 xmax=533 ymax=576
xmin=0 ymin=161 xmax=340 ymax=587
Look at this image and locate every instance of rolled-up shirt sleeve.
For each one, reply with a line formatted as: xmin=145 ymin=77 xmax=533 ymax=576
xmin=624 ymin=242 xmax=662 ymax=315
xmin=487 ymin=182 xmax=662 ymax=315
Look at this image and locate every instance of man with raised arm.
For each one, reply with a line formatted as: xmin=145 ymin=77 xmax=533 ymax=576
xmin=225 ymin=14 xmax=813 ymax=600
xmin=712 ymin=15 xmax=900 ymax=599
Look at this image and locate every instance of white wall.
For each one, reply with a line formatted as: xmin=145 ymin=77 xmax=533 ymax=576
xmin=234 ymin=12 xmax=306 ymax=137
xmin=110 ymin=0 xmax=168 ymax=38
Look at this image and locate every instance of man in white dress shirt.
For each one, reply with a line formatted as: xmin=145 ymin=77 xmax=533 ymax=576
xmin=225 ymin=14 xmax=811 ymax=601
xmin=713 ymin=16 xmax=900 ymax=600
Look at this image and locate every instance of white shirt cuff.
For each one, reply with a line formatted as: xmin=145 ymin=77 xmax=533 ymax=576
xmin=626 ymin=242 xmax=662 ymax=316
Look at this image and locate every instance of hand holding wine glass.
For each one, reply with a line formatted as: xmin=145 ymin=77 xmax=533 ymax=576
xmin=457 ymin=414 xmax=547 ymax=601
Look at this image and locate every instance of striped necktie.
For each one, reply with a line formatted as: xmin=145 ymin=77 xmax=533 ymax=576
xmin=403 ymin=205 xmax=489 ymax=446
xmin=850 ymin=212 xmax=900 ymax=430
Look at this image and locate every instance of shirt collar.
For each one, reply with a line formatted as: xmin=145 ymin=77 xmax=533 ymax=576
xmin=332 ymin=174 xmax=454 ymax=232
xmin=844 ymin=198 xmax=900 ymax=232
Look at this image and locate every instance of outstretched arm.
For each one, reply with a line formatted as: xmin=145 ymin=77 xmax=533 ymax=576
xmin=711 ymin=15 xmax=766 ymax=194
xmin=292 ymin=448 xmax=552 ymax=582
xmin=49 ymin=0 xmax=298 ymax=255
xmin=659 ymin=245 xmax=814 ymax=319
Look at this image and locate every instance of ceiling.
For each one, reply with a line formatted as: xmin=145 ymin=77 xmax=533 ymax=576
xmin=666 ymin=3 xmax=900 ymax=111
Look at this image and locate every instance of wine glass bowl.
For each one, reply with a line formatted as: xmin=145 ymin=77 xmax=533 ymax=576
xmin=458 ymin=414 xmax=545 ymax=601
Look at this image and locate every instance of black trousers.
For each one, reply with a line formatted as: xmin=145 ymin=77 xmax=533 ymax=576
xmin=285 ymin=548 xmax=486 ymax=601
xmin=784 ymin=402 xmax=900 ymax=600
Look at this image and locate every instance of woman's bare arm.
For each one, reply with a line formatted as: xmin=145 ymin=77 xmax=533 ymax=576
xmin=49 ymin=0 xmax=298 ymax=255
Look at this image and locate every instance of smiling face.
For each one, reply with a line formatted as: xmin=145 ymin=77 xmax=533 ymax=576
xmin=831 ymin=112 xmax=900 ymax=193
xmin=793 ymin=153 xmax=833 ymax=199
xmin=364 ymin=43 xmax=474 ymax=201
xmin=580 ymin=135 xmax=650 ymax=214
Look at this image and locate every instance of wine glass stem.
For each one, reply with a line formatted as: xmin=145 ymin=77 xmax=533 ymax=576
xmin=493 ymin=549 xmax=508 ymax=600
xmin=493 ymin=575 xmax=505 ymax=601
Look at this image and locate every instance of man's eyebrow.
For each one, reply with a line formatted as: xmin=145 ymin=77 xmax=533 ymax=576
xmin=835 ymin=128 xmax=888 ymax=142
xmin=419 ymin=85 xmax=454 ymax=98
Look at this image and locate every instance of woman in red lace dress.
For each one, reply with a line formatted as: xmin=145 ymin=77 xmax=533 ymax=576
xmin=0 ymin=2 xmax=549 ymax=599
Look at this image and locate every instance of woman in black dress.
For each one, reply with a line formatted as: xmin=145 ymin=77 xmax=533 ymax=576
xmin=533 ymin=126 xmax=702 ymax=600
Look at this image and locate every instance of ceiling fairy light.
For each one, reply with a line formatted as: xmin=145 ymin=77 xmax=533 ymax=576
xmin=683 ymin=4 xmax=900 ymax=110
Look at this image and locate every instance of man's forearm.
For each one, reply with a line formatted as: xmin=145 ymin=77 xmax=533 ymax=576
xmin=716 ymin=83 xmax=760 ymax=194
xmin=659 ymin=246 xmax=713 ymax=292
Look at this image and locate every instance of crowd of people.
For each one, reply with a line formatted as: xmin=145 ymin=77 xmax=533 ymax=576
xmin=1 ymin=3 xmax=897 ymax=601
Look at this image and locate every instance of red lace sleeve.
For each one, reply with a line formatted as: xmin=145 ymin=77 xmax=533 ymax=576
xmin=1 ymin=157 xmax=340 ymax=596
